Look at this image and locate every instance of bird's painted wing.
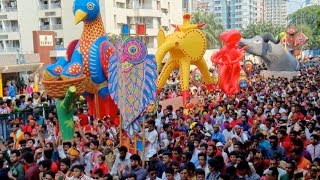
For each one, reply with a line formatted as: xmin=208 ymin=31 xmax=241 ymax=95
xmin=108 ymin=38 xmax=157 ymax=137
xmin=108 ymin=38 xmax=123 ymax=104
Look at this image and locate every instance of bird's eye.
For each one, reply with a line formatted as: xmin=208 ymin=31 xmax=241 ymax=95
xmin=254 ymin=40 xmax=261 ymax=43
xmin=87 ymin=2 xmax=94 ymax=10
xmin=130 ymin=47 xmax=137 ymax=53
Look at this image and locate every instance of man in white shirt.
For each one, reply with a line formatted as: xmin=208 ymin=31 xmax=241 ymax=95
xmin=306 ymin=134 xmax=320 ymax=161
xmin=136 ymin=119 xmax=159 ymax=161
xmin=222 ymin=121 xmax=234 ymax=142
xmin=263 ymin=158 xmax=287 ymax=180
xmin=271 ymin=101 xmax=286 ymax=115
xmin=146 ymin=167 xmax=162 ymax=180
xmin=203 ymin=115 xmax=214 ymax=134
xmin=197 ymin=153 xmax=210 ymax=177
xmin=110 ymin=146 xmax=132 ymax=176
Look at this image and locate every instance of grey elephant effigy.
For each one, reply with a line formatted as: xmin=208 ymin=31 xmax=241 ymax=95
xmin=239 ymin=33 xmax=300 ymax=71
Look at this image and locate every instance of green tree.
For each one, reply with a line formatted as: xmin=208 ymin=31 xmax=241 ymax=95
xmin=287 ymin=5 xmax=320 ymax=49
xmin=240 ymin=22 xmax=285 ymax=39
xmin=191 ymin=11 xmax=224 ymax=49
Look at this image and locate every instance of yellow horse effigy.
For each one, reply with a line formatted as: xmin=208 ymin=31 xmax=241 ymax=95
xmin=156 ymin=14 xmax=214 ymax=105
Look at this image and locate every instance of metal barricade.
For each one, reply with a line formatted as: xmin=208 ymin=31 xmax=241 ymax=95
xmin=0 ymin=106 xmax=56 ymax=139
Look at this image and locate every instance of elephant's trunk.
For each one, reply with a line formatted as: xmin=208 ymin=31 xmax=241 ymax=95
xmin=156 ymin=41 xmax=177 ymax=70
xmin=238 ymin=38 xmax=247 ymax=48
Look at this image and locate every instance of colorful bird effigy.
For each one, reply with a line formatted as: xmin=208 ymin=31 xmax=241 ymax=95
xmin=43 ymin=0 xmax=118 ymax=122
xmin=108 ymin=38 xmax=157 ymax=137
xmin=156 ymin=14 xmax=214 ymax=106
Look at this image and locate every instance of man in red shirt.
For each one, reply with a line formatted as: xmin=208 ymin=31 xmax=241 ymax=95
xmin=24 ymin=152 xmax=40 ymax=180
xmin=22 ymin=119 xmax=38 ymax=134
xmin=77 ymin=108 xmax=89 ymax=127
xmin=277 ymin=129 xmax=292 ymax=156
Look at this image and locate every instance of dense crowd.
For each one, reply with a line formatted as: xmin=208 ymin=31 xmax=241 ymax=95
xmin=0 ymin=62 xmax=319 ymax=180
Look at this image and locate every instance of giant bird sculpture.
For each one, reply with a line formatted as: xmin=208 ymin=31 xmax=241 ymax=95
xmin=239 ymin=33 xmax=300 ymax=71
xmin=43 ymin=0 xmax=118 ymax=119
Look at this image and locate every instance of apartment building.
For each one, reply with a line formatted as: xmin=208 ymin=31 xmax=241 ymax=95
xmin=0 ymin=0 xmax=77 ymax=55
xmin=208 ymin=0 xmax=257 ymax=30
xmin=197 ymin=0 xmax=210 ymax=12
xmin=182 ymin=0 xmax=199 ymax=13
xmin=0 ymin=0 xmax=182 ymax=59
xmin=264 ymin=0 xmax=287 ymax=26
xmin=256 ymin=0 xmax=265 ymax=22
xmin=306 ymin=0 xmax=320 ymax=5
xmin=101 ymin=0 xmax=182 ymax=52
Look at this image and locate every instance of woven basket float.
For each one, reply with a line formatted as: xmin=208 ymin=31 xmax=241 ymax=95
xmin=42 ymin=75 xmax=86 ymax=98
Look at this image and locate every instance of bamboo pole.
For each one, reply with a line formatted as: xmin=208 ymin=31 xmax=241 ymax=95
xmin=94 ymin=94 xmax=100 ymax=119
xmin=0 ymin=73 xmax=3 ymax=97
xmin=142 ymin=118 xmax=146 ymax=167
xmin=119 ymin=115 xmax=122 ymax=146
xmin=134 ymin=135 xmax=137 ymax=153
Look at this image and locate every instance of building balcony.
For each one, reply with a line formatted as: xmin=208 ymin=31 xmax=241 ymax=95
xmin=52 ymin=24 xmax=62 ymax=30
xmin=1 ymin=7 xmax=17 ymax=13
xmin=6 ymin=27 xmax=19 ymax=32
xmin=39 ymin=24 xmax=62 ymax=30
xmin=40 ymin=25 xmax=50 ymax=30
xmin=55 ymin=45 xmax=64 ymax=49
xmin=50 ymin=2 xmax=61 ymax=9
xmin=126 ymin=2 xmax=152 ymax=10
xmin=6 ymin=47 xmax=19 ymax=52
xmin=39 ymin=4 xmax=49 ymax=10
xmin=0 ymin=27 xmax=19 ymax=33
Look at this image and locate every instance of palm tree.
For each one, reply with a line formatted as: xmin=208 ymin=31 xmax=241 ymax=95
xmin=191 ymin=11 xmax=224 ymax=49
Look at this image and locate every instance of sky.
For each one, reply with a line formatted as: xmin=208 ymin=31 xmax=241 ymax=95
xmin=287 ymin=0 xmax=305 ymax=14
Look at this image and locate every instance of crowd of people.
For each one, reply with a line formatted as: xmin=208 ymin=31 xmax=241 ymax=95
xmin=0 ymin=62 xmax=319 ymax=180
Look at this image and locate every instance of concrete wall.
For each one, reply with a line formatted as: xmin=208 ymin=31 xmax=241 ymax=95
xmin=61 ymin=0 xmax=82 ymax=48
xmin=17 ymin=0 xmax=39 ymax=53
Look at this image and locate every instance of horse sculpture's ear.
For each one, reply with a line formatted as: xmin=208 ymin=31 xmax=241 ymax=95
xmin=262 ymin=33 xmax=280 ymax=44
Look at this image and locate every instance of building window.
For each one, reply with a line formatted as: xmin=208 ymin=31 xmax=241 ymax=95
xmin=116 ymin=2 xmax=125 ymax=8
xmin=56 ymin=38 xmax=63 ymax=48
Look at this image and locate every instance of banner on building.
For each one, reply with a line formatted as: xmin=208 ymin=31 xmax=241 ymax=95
xmin=39 ymin=35 xmax=53 ymax=46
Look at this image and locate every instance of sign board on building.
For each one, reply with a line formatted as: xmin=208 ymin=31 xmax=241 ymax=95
xmin=39 ymin=35 xmax=53 ymax=46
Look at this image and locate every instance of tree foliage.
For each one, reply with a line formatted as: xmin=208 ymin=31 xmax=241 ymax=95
xmin=240 ymin=22 xmax=285 ymax=39
xmin=191 ymin=11 xmax=224 ymax=49
xmin=287 ymin=5 xmax=320 ymax=49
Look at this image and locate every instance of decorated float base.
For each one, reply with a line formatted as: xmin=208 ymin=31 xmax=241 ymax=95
xmin=260 ymin=70 xmax=300 ymax=80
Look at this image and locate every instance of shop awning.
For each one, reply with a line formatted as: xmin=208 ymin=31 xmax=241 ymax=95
xmin=0 ymin=63 xmax=43 ymax=73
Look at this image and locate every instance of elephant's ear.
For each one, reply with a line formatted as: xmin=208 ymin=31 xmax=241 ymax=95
xmin=157 ymin=27 xmax=166 ymax=48
xmin=180 ymin=29 xmax=207 ymax=61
